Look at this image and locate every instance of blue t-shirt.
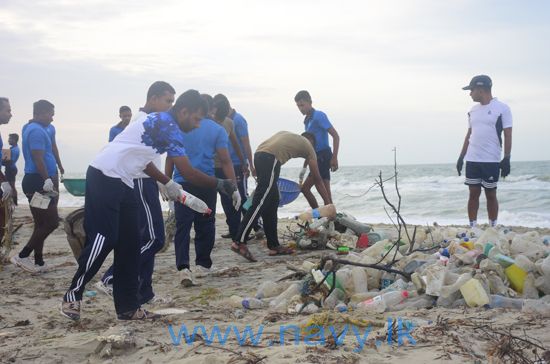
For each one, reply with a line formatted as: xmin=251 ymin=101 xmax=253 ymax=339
xmin=228 ymin=111 xmax=249 ymax=166
xmin=109 ymin=125 xmax=125 ymax=142
xmin=22 ymin=121 xmax=58 ymax=177
xmin=304 ymin=109 xmax=333 ymax=152
xmin=91 ymin=111 xmax=188 ymax=188
xmin=10 ymin=145 xmax=20 ymax=164
xmin=173 ymin=118 xmax=228 ymax=183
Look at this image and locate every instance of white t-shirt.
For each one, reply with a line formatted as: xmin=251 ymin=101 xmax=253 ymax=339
xmin=465 ymin=98 xmax=512 ymax=163
xmin=132 ymin=111 xmax=163 ymax=179
xmin=91 ymin=111 xmax=187 ymax=188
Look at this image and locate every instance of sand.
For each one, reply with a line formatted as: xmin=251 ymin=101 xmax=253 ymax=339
xmin=1 ymin=206 xmax=549 ymax=364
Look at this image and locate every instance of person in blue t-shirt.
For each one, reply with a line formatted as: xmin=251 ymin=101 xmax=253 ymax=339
xmin=295 ymin=90 xmax=338 ymax=208
xmin=2 ymin=133 xmax=20 ymax=205
xmin=165 ymin=94 xmax=237 ymax=286
xmin=109 ymin=105 xmax=132 ymax=142
xmin=11 ymin=100 xmax=59 ymax=274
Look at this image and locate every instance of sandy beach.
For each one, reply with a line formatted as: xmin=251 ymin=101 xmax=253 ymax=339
xmin=1 ymin=206 xmax=549 ymax=364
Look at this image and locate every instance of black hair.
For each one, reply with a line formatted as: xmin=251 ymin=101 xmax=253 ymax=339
xmin=33 ymin=99 xmax=54 ymax=116
xmin=294 ymin=90 xmax=312 ymax=103
xmin=119 ymin=105 xmax=131 ymax=114
xmin=8 ymin=133 xmax=19 ymax=143
xmin=0 ymin=97 xmax=9 ymax=107
xmin=301 ymin=132 xmax=316 ymax=147
xmin=213 ymin=94 xmax=230 ymax=121
xmin=200 ymin=94 xmax=213 ymax=114
xmin=146 ymin=81 xmax=176 ymax=101
xmin=173 ymin=89 xmax=203 ymax=114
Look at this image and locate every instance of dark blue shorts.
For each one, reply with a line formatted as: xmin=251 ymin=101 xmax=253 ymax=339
xmin=316 ymin=148 xmax=332 ymax=180
xmin=465 ymin=161 xmax=499 ymax=189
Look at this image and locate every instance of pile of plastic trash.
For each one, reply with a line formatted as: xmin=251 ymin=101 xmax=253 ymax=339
xmin=290 ymin=212 xmax=386 ymax=252
xmin=228 ymin=223 xmax=550 ymax=316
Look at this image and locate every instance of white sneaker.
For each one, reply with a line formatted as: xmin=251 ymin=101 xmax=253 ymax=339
xmin=94 ymin=281 xmax=113 ymax=297
xmin=34 ymin=262 xmax=50 ymax=273
xmin=194 ymin=265 xmax=211 ymax=278
xmin=180 ymin=268 xmax=195 ymax=287
xmin=10 ymin=255 xmax=40 ymax=273
xmin=143 ymin=295 xmax=172 ymax=306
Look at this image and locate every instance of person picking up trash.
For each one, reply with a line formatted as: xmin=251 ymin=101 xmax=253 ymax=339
xmin=232 ymin=131 xmax=331 ymax=261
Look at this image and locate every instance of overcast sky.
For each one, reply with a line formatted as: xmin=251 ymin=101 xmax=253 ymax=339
xmin=1 ymin=0 xmax=549 ymax=172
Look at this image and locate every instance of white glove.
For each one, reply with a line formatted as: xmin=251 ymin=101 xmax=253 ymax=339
xmin=157 ymin=181 xmax=169 ymax=201
xmin=232 ymin=190 xmax=241 ymax=210
xmin=43 ymin=178 xmax=54 ymax=192
xmin=1 ymin=182 xmax=12 ymax=201
xmin=299 ymin=167 xmax=308 ymax=185
xmin=164 ymin=180 xmax=184 ymax=201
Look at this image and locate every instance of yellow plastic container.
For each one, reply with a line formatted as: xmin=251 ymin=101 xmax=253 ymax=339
xmin=459 ymin=278 xmax=490 ymax=307
xmin=460 ymin=241 xmax=474 ymax=250
xmin=505 ymin=264 xmax=528 ymax=293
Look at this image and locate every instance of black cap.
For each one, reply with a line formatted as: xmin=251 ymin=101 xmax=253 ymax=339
xmin=462 ymin=75 xmax=492 ymax=90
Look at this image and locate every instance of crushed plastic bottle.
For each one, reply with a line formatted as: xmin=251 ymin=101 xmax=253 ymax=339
xmin=356 ymin=290 xmax=409 ymax=313
xmin=489 ymin=295 xmax=524 ymax=310
xmin=522 ymin=299 xmax=550 ymax=317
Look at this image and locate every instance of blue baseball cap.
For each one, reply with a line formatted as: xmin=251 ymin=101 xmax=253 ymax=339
xmin=462 ymin=75 xmax=492 ymax=90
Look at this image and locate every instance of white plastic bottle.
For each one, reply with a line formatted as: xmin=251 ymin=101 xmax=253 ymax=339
xmin=242 ymin=297 xmax=264 ymax=309
xmin=357 ymin=290 xmax=409 ymax=313
xmin=181 ymin=190 xmax=212 ymax=215
xmin=269 ymin=282 xmax=301 ymax=311
xmin=255 ymin=281 xmax=288 ymax=299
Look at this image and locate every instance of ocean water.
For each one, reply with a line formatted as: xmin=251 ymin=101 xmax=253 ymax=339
xmin=53 ymin=160 xmax=550 ymax=228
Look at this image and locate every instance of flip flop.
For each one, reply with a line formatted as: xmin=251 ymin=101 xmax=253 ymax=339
xmin=231 ymin=244 xmax=257 ymax=262
xmin=268 ymin=246 xmax=295 ymax=256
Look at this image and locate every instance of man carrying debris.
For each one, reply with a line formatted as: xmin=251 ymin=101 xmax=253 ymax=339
xmin=456 ymin=75 xmax=512 ymax=227
xmin=231 ymin=131 xmax=331 ymax=261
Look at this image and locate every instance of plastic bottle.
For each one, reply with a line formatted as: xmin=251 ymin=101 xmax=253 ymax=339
xmin=357 ymin=290 xmax=409 ymax=313
xmin=323 ymin=288 xmax=345 ymax=309
xmin=309 ymin=217 xmax=329 ymax=230
xmin=489 ymin=295 xmax=524 ymax=310
xmin=334 ymin=215 xmax=372 ymax=235
xmin=522 ymin=299 xmax=550 ymax=317
xmin=255 ymin=281 xmax=288 ymax=299
xmin=295 ymin=204 xmax=337 ymax=222
xmin=351 ymin=267 xmax=368 ymax=294
xmin=227 ymin=295 xmax=244 ymax=308
xmin=242 ymin=297 xmax=264 ymax=309
xmin=391 ymin=295 xmax=435 ymax=311
xmin=505 ymin=264 xmax=528 ymax=293
xmin=439 ymin=272 xmax=472 ymax=298
xmin=269 ymin=282 xmax=301 ymax=310
xmin=459 ymin=278 xmax=490 ymax=307
xmin=181 ymin=190 xmax=212 ymax=215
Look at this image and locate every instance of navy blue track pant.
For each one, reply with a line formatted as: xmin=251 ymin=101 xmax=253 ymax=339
xmin=174 ymin=182 xmax=217 ymax=270
xmin=64 ymin=166 xmax=140 ymax=314
xmin=101 ymin=177 xmax=165 ymax=304
xmin=236 ymin=152 xmax=280 ymax=250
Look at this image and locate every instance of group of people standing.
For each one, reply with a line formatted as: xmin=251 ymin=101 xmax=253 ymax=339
xmin=0 ymin=81 xmax=337 ymax=321
xmin=0 ymin=73 xmax=511 ymax=322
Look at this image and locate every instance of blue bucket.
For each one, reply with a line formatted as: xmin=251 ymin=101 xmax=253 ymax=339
xmin=63 ymin=178 xmax=86 ymax=197
xmin=277 ymin=178 xmax=301 ymax=207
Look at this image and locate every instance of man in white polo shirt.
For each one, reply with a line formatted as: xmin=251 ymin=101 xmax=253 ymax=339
xmin=456 ymin=75 xmax=512 ymax=227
